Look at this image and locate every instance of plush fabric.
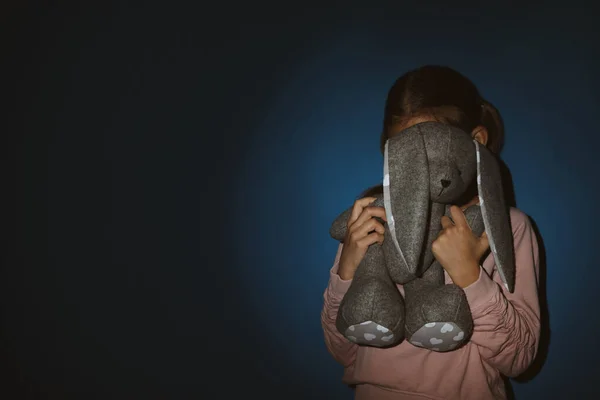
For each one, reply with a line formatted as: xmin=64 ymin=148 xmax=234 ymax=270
xmin=329 ymin=122 xmax=515 ymax=351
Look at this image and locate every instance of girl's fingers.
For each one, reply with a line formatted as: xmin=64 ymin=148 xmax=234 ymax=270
xmin=440 ymin=215 xmax=454 ymax=230
xmin=355 ymin=218 xmax=385 ymax=238
xmin=357 ymin=232 xmax=384 ymax=248
xmin=350 ymin=206 xmax=386 ymax=232
xmin=348 ymin=197 xmax=378 ymax=227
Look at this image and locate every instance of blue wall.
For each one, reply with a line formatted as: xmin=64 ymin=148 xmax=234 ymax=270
xmin=5 ymin=2 xmax=599 ymax=399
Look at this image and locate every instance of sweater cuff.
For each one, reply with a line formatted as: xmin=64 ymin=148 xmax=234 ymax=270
xmin=329 ymin=264 xmax=352 ymax=296
xmin=462 ymin=266 xmax=498 ymax=311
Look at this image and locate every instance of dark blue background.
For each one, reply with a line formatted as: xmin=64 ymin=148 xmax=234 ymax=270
xmin=4 ymin=1 xmax=599 ymax=399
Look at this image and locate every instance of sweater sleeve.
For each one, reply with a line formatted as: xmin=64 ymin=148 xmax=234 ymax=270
xmin=462 ymin=211 xmax=541 ymax=378
xmin=321 ymin=244 xmax=359 ymax=368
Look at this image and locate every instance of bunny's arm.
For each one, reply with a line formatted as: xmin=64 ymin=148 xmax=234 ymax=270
xmin=329 ymin=196 xmax=385 ymax=242
xmin=321 ymin=244 xmax=358 ymax=370
xmin=462 ymin=208 xmax=541 ymax=378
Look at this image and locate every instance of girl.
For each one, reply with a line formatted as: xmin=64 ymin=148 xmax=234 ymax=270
xmin=321 ymin=65 xmax=540 ymax=400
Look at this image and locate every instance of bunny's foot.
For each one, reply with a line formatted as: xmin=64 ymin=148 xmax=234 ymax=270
xmin=408 ymin=322 xmax=467 ymax=352
xmin=336 ymin=275 xmax=406 ymax=348
xmin=404 ymin=284 xmax=473 ymax=352
xmin=344 ymin=321 xmax=397 ymax=347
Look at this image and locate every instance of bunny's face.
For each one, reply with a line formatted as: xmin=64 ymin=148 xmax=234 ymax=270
xmin=421 ymin=125 xmax=478 ymax=203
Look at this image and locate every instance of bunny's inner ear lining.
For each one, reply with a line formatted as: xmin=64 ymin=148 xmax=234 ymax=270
xmin=383 ymin=139 xmax=408 ymax=271
xmin=475 ymin=140 xmax=515 ymax=293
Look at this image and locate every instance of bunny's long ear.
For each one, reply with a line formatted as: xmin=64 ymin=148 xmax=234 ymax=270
xmin=475 ymin=141 xmax=516 ymax=292
xmin=383 ymin=128 xmax=430 ymax=277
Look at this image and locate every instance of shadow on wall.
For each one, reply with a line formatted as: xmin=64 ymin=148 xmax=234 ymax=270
xmin=499 ymin=161 xmax=550 ymax=399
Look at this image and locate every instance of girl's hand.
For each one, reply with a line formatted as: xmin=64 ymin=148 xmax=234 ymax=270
xmin=432 ymin=205 xmax=490 ymax=288
xmin=338 ymin=197 xmax=387 ymax=280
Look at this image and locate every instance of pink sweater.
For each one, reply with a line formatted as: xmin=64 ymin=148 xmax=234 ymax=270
xmin=321 ymin=208 xmax=541 ymax=400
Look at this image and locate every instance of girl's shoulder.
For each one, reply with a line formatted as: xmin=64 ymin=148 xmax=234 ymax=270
xmin=508 ymin=207 xmax=535 ymax=234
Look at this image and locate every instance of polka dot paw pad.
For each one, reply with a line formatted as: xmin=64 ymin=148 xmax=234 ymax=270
xmin=409 ymin=322 xmax=466 ymax=352
xmin=344 ymin=321 xmax=395 ymax=347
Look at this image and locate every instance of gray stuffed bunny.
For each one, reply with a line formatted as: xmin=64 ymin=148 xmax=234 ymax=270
xmin=330 ymin=121 xmax=515 ymax=352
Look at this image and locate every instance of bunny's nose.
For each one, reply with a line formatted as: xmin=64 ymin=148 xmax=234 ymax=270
xmin=441 ymin=179 xmax=451 ymax=188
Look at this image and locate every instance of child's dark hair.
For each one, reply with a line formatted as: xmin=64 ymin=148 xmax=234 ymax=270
xmin=362 ymin=65 xmax=505 ymax=198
